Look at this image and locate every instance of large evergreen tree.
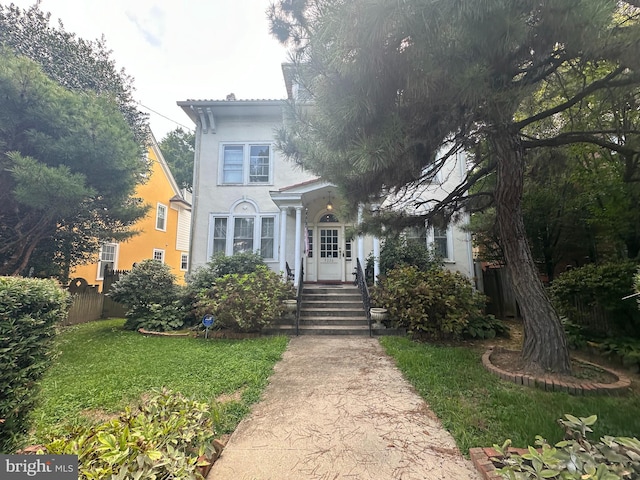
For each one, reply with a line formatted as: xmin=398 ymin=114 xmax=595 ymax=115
xmin=269 ymin=0 xmax=640 ymax=373
xmin=159 ymin=128 xmax=195 ymax=192
xmin=0 ymin=52 xmax=147 ymax=277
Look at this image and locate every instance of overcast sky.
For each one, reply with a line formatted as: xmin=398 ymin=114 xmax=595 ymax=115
xmin=9 ymin=0 xmax=290 ymax=139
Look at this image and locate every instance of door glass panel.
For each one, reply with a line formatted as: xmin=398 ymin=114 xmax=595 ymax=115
xmin=320 ymin=229 xmax=339 ymax=258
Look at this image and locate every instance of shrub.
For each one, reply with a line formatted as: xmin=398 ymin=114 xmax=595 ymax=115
xmin=367 ymin=236 xmax=441 ymax=283
xmin=187 ymin=252 xmax=266 ymax=293
xmin=108 ymin=260 xmax=185 ymax=331
xmin=372 ymin=265 xmax=490 ymax=339
xmin=495 ymin=414 xmax=640 ymax=479
xmin=44 ymin=388 xmax=218 ymax=480
xmin=550 ymin=261 xmax=640 ymax=337
xmin=195 ymin=265 xmax=294 ymax=333
xmin=0 ymin=276 xmax=70 ymax=452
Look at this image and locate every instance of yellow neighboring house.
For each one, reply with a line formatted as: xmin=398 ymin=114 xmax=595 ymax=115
xmin=72 ymin=133 xmax=191 ymax=289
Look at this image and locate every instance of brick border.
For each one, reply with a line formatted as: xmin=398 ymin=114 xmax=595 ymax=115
xmin=470 ymin=447 xmax=532 ymax=480
xmin=482 ymin=347 xmax=631 ymax=395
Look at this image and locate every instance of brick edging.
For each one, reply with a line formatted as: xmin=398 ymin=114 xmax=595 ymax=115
xmin=482 ymin=347 xmax=631 ymax=395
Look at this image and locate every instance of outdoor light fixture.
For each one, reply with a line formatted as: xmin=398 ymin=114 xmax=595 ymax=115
xmin=326 ymin=191 xmax=333 ymax=211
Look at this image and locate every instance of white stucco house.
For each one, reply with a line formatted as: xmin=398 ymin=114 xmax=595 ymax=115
xmin=177 ymin=66 xmax=475 ymax=286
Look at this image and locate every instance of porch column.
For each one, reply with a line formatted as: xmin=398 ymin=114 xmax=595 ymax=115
xmin=279 ymin=207 xmax=287 ymax=279
xmin=357 ymin=204 xmax=365 ymax=268
xmin=373 ymin=236 xmax=380 ymax=284
xmin=294 ymin=206 xmax=303 ymax=284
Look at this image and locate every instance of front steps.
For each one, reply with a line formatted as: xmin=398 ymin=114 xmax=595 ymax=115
xmin=265 ymin=284 xmax=404 ymax=336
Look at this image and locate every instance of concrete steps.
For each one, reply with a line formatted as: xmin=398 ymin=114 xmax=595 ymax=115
xmin=264 ymin=284 xmax=404 ymax=336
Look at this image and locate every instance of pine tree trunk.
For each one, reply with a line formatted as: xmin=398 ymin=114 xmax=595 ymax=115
xmin=492 ymin=132 xmax=571 ymax=374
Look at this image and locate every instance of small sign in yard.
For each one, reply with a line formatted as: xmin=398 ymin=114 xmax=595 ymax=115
xmin=202 ymin=314 xmax=215 ymax=339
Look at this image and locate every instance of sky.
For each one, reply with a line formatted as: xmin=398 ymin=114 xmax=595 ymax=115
xmin=8 ymin=0 xmax=291 ymax=139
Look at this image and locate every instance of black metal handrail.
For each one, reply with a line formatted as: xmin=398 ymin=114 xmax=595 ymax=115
xmin=355 ymin=258 xmax=372 ymax=337
xmin=295 ymin=258 xmax=304 ymax=336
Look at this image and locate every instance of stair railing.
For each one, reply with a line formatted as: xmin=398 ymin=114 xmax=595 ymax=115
xmin=355 ymin=258 xmax=372 ymax=337
xmin=295 ymin=258 xmax=304 ymax=336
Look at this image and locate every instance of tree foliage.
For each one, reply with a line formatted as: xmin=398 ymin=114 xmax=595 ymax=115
xmin=0 ymin=51 xmax=147 ymax=277
xmin=269 ymin=0 xmax=640 ymax=373
xmin=159 ymin=128 xmax=195 ymax=192
xmin=0 ymin=3 xmax=149 ymax=146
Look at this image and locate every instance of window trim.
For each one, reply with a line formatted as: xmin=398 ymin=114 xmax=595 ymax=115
xmin=97 ymin=242 xmax=118 ymax=280
xmin=428 ymin=226 xmax=454 ymax=262
xmin=153 ymin=248 xmax=165 ymax=263
xmin=219 ymin=142 xmax=273 ymax=186
xmin=180 ymin=253 xmax=189 ymax=271
xmin=208 ymin=213 xmax=278 ymax=260
xmin=156 ymin=203 xmax=168 ymax=231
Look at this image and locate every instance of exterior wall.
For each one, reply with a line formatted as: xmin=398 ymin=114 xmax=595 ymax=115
xmin=190 ymin=111 xmax=316 ymax=273
xmin=71 ymin=140 xmax=191 ymax=289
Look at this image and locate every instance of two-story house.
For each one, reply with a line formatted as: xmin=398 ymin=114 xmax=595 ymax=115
xmin=177 ymin=66 xmax=475 ymax=285
xmin=71 ymin=133 xmax=192 ymax=289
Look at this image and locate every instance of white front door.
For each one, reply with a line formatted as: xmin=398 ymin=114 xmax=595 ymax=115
xmin=317 ymin=227 xmax=342 ymax=281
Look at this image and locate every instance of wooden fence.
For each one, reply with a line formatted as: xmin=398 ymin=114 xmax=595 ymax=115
xmin=64 ymin=269 xmax=128 ymax=325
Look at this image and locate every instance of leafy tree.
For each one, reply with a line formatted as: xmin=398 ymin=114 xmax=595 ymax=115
xmin=0 ymin=51 xmax=147 ymax=277
xmin=0 ymin=3 xmax=148 ymax=146
xmin=159 ymin=128 xmax=195 ymax=191
xmin=269 ymin=0 xmax=640 ymax=373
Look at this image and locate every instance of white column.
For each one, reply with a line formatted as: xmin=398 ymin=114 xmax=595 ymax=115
xmin=373 ymin=236 xmax=380 ymax=284
xmin=357 ymin=204 xmax=365 ymax=268
xmin=279 ymin=207 xmax=287 ymax=279
xmin=294 ymin=206 xmax=303 ymax=284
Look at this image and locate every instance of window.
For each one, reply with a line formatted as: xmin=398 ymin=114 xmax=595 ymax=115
xmin=233 ymin=218 xmax=254 ymax=254
xmin=406 ymin=225 xmax=427 ymax=245
xmin=221 ymin=143 xmax=271 ymax=184
xmin=433 ymin=227 xmax=448 ymax=259
xmin=153 ymin=249 xmax=165 ymax=263
xmin=180 ymin=253 xmax=189 ymax=271
xmin=345 ymin=240 xmax=352 ymax=260
xmin=306 ymin=228 xmax=313 ymax=258
xmin=210 ymin=214 xmax=277 ymax=259
xmin=260 ymin=217 xmax=275 ymax=259
xmin=156 ymin=203 xmax=167 ymax=231
xmin=213 ymin=218 xmax=227 ymax=255
xmin=98 ymin=243 xmax=117 ymax=280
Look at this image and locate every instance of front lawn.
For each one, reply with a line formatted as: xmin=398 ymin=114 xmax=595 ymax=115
xmin=29 ymin=318 xmax=288 ymax=442
xmin=380 ymin=336 xmax=640 ymax=454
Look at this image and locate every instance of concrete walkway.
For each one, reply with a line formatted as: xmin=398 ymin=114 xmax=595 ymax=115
xmin=207 ymin=336 xmax=480 ymax=480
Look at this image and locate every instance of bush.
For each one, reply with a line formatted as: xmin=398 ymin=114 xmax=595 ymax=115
xmin=495 ymin=414 xmax=640 ymax=479
xmin=372 ymin=265 xmax=491 ymax=340
xmin=0 ymin=276 xmax=70 ymax=452
xmin=367 ymin=236 xmax=441 ymax=283
xmin=195 ymin=265 xmax=294 ymax=333
xmin=44 ymin=388 xmax=218 ymax=480
xmin=550 ymin=261 xmax=640 ymax=337
xmin=187 ymin=252 xmax=266 ymax=293
xmin=108 ymin=260 xmax=185 ymax=331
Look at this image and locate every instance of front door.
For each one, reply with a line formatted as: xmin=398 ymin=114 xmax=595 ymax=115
xmin=317 ymin=227 xmax=342 ymax=281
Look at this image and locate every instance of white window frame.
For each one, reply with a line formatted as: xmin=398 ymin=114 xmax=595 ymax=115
xmin=153 ymin=249 xmax=165 ymax=263
xmin=97 ymin=242 xmax=118 ymax=280
xmin=428 ymin=226 xmax=454 ymax=262
xmin=156 ymin=203 xmax=167 ymax=231
xmin=180 ymin=253 xmax=189 ymax=271
xmin=219 ymin=142 xmax=273 ymax=185
xmin=208 ymin=213 xmax=278 ymax=260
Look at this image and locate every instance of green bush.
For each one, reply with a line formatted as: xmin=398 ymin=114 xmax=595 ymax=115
xmin=0 ymin=276 xmax=70 ymax=452
xmin=550 ymin=261 xmax=640 ymax=337
xmin=187 ymin=252 xmax=266 ymax=293
xmin=108 ymin=260 xmax=185 ymax=331
xmin=44 ymin=388 xmax=217 ymax=480
xmin=367 ymin=236 xmax=441 ymax=283
xmin=495 ymin=414 xmax=640 ymax=479
xmin=195 ymin=265 xmax=294 ymax=333
xmin=372 ymin=265 xmax=491 ymax=339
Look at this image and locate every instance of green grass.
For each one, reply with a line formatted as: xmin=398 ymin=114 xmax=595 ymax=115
xmin=30 ymin=318 xmax=288 ymax=441
xmin=379 ymin=336 xmax=640 ymax=454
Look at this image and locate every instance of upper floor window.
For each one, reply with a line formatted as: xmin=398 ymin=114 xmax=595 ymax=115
xmin=221 ymin=143 xmax=272 ymax=184
xmin=156 ymin=203 xmax=167 ymax=231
